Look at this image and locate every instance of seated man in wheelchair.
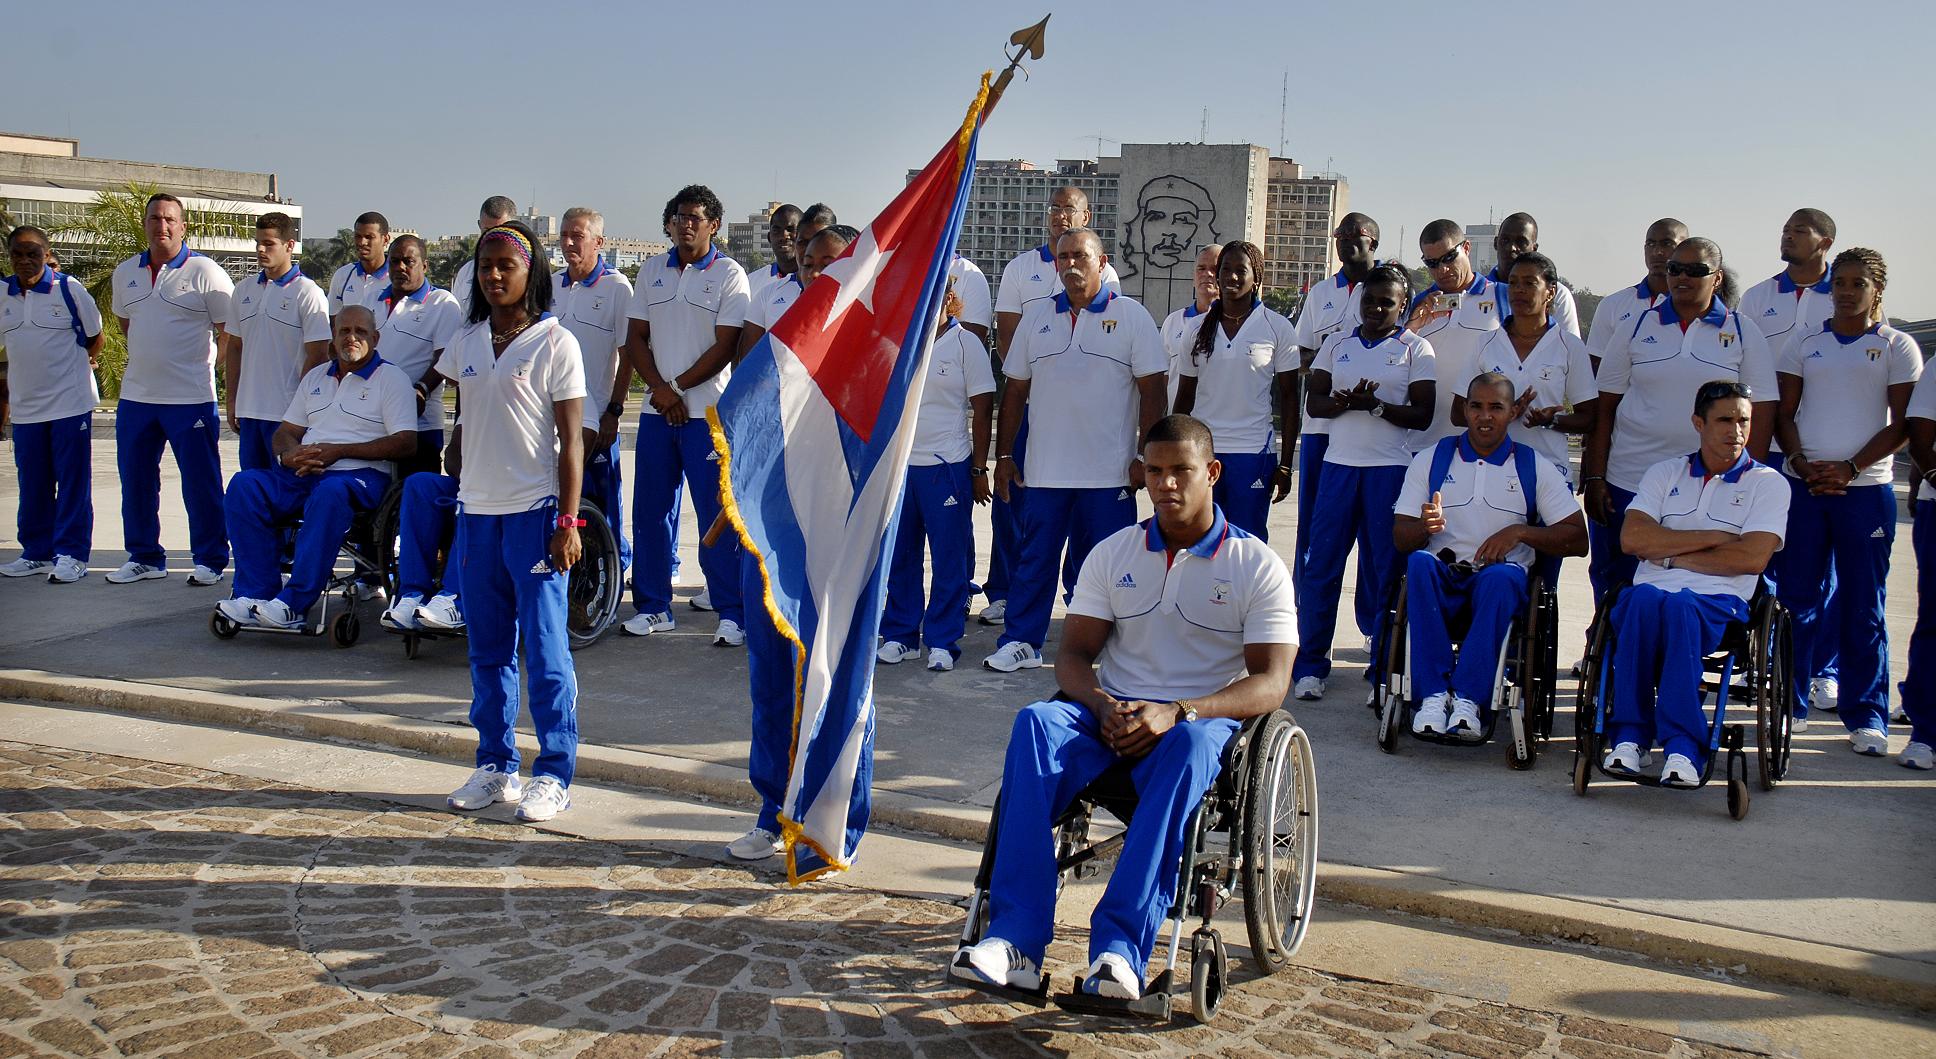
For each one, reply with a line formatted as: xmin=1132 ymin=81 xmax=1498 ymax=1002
xmin=952 ymin=414 xmax=1296 ymax=1002
xmin=1605 ymin=380 xmax=1788 ymax=786
xmin=1393 ymin=371 xmax=1586 ymax=737
xmin=216 ymin=306 xmax=417 ymax=628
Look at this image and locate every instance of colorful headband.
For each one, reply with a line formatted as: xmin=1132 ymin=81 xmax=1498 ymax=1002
xmin=480 ymin=226 xmax=533 ymax=267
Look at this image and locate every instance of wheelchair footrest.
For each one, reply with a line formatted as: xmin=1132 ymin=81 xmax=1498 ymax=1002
xmin=943 ymin=965 xmax=1051 ymax=1008
xmin=1053 ymin=969 xmax=1176 ymax=1020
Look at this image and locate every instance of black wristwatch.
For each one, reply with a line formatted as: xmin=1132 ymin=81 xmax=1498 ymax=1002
xmin=605 ymin=401 xmax=625 ymax=419
xmin=969 ymin=466 xmax=988 ymax=478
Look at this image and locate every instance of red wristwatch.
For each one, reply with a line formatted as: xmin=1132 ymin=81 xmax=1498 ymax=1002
xmin=556 ymin=515 xmax=586 ymax=529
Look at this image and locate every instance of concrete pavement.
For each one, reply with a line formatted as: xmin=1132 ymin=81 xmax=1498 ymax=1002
xmin=1 ymin=433 xmax=1933 ymax=987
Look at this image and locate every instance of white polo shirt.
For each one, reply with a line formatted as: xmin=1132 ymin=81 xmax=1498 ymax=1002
xmin=1312 ymin=327 xmax=1436 ymax=469
xmin=748 ymin=274 xmax=802 ymax=331
xmin=1068 ymin=509 xmax=1298 ymax=701
xmin=1629 ymin=451 xmax=1789 ymax=603
xmin=1778 ymin=322 xmax=1922 ymax=487
xmin=328 ymin=260 xmax=390 ymax=316
xmin=910 ymin=322 xmax=997 ymax=467
xmin=1161 ymin=303 xmax=1204 ymax=405
xmin=1173 ymin=301 xmax=1298 ymax=454
xmin=626 ymin=247 xmax=751 ymax=415
xmin=1738 ymin=271 xmax=1834 ymax=355
xmin=230 ymin=267 xmax=330 ymax=423
xmin=1394 ymin=435 xmax=1581 ymax=568
xmin=372 ymin=284 xmax=463 ymax=433
xmin=1004 ymin=288 xmax=1165 ymax=489
xmin=283 ymin=354 xmax=418 ymax=474
xmin=950 ymin=254 xmax=993 ymax=331
xmin=1586 ymin=279 xmax=1665 ymax=359
xmin=1908 ymin=358 xmax=1936 ymax=424
xmin=1596 ymin=298 xmax=1777 ymax=492
xmin=995 ymin=243 xmax=1122 ymax=319
xmin=1 ymin=270 xmax=102 ymax=424
xmin=1407 ymin=275 xmax=1504 ymax=450
xmin=453 ymin=260 xmax=475 ymax=319
xmin=436 ymin=316 xmax=588 ymax=515
xmin=1290 ymin=268 xmax=1377 ymax=439
xmin=1463 ymin=321 xmax=1597 ymax=482
xmin=747 ymin=261 xmax=787 ymax=306
xmin=552 ymin=259 xmax=634 ymax=430
xmin=1486 ymin=266 xmax=1580 ymax=337
xmin=111 ymin=246 xmax=234 ymax=405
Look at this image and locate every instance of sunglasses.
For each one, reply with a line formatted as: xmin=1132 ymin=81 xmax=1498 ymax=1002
xmin=1665 ymin=261 xmax=1718 ymax=278
xmin=1421 ymin=243 xmax=1465 ymax=269
xmin=1697 ymin=380 xmax=1753 ymax=402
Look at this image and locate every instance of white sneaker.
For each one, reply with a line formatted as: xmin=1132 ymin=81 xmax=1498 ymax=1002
xmin=254 ymin=599 xmax=302 ymax=630
xmin=1079 ymin=953 xmax=1141 ymax=1000
xmin=689 ymin=588 xmax=714 ymax=612
xmin=1294 ymin=676 xmax=1326 ymax=701
xmin=186 ymin=564 xmax=224 ymax=586
xmin=982 ymin=641 xmax=1042 ymax=673
xmin=877 ymin=640 xmax=919 ymax=664
xmin=0 ymin=557 xmax=52 ymax=577
xmin=48 ymin=556 xmax=87 ymax=584
xmin=515 ymin=776 xmax=570 ymax=822
xmin=447 ymin=765 xmax=524 ymax=810
xmin=927 ymin=648 xmax=955 ymax=672
xmin=977 ymin=600 xmax=1007 ymax=626
xmin=215 ymin=597 xmax=261 ymax=626
xmin=107 ymin=561 xmax=167 ymax=584
xmin=713 ymin=619 xmax=746 ymax=647
xmin=1810 ymin=677 xmax=1839 ymax=713
xmin=953 ymin=936 xmax=1042 ymax=991
xmin=1890 ymin=701 xmax=1908 ymax=724
xmin=381 ymin=594 xmax=425 ymax=631
xmin=621 ymin=611 xmax=675 ymax=636
xmin=1899 ymin=742 xmax=1934 ymax=771
xmin=416 ymin=592 xmax=465 ymax=630
xmin=1363 ymin=636 xmax=1375 ymax=656
xmin=1851 ymin=728 xmax=1889 ymax=757
xmin=1412 ymin=693 xmax=1450 ymax=736
xmin=1792 ymin=714 xmax=1810 ymax=734
xmin=1603 ymin=741 xmax=1643 ymax=776
xmin=1446 ymin=698 xmax=1483 ymax=740
xmin=1660 ymin=753 xmax=1700 ymax=788
xmin=726 ymin=826 xmax=783 ymax=861
xmin=354 ymin=581 xmax=387 ymax=603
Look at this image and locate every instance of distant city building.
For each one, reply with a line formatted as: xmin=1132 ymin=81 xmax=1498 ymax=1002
xmin=516 ymin=206 xmax=559 ymax=240
xmin=726 ymin=201 xmax=785 ymax=265
xmin=1466 ymin=222 xmax=1500 ymax=277
xmin=0 ymin=131 xmax=302 ymax=280
xmin=927 ymin=146 xmax=1345 ymax=320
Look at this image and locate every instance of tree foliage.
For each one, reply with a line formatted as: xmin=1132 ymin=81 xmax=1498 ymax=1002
xmin=300 ymin=228 xmax=354 ymax=285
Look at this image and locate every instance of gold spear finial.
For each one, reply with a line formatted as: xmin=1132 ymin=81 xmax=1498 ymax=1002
xmin=984 ymin=15 xmax=1049 ymax=117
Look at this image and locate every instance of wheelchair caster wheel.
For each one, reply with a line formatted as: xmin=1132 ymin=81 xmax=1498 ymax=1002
xmin=1375 ymin=693 xmax=1400 ymax=754
xmin=403 ymin=632 xmax=421 ymax=660
xmin=331 ymin=612 xmax=360 ymax=648
xmin=1189 ymin=928 xmax=1227 ymax=1023
xmin=209 ymin=611 xmax=240 ymax=640
xmin=1727 ymin=775 xmax=1749 ymax=820
xmin=1571 ymin=752 xmax=1591 ymax=796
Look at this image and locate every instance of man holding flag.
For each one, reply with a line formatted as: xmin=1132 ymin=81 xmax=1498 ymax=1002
xmin=708 ymin=76 xmax=996 ymax=881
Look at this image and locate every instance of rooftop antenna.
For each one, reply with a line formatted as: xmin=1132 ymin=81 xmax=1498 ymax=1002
xmin=1200 ymin=107 xmax=1208 ymax=143
xmin=1278 ymin=71 xmax=1288 ymax=156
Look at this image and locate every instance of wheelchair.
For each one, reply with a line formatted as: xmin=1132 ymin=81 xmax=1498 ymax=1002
xmin=368 ymin=495 xmax=626 ymax=659
xmin=207 ymin=481 xmax=404 ymax=649
xmin=1371 ymin=562 xmax=1559 ymax=769
xmin=1572 ymin=581 xmax=1794 ymax=820
xmin=948 ymin=705 xmax=1319 ymax=1023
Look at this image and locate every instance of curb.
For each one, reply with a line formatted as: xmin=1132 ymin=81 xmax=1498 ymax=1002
xmin=3 ymin=667 xmax=1931 ymax=1014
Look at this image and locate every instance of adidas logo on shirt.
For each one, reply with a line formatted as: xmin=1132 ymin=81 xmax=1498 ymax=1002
xmin=1116 ymin=572 xmax=1136 ymax=589
xmin=1762 ymin=307 xmax=1778 ymax=316
xmin=1642 ymin=336 xmax=1659 ymax=344
xmin=1037 ymin=324 xmax=1051 ymax=334
xmin=942 ymin=495 xmax=958 ymax=507
xmin=1668 ymin=486 xmax=1680 ymax=497
xmin=460 ymin=365 xmax=478 ymax=378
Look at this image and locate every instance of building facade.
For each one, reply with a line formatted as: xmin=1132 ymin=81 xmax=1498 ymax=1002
xmin=935 ymin=157 xmax=1120 ymax=304
xmin=1263 ymin=157 xmax=1346 ymax=297
xmin=725 ymin=201 xmax=785 ymax=266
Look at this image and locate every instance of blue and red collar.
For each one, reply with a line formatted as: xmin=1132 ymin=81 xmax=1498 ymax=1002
xmin=1655 ymin=296 xmax=1730 ymax=329
xmin=562 ymin=257 xmax=610 ymax=288
xmin=667 ymin=245 xmax=722 ymax=271
xmin=328 ymin=352 xmax=386 ymax=380
xmin=257 ymin=266 xmax=302 ymax=288
xmin=1053 ymin=287 xmax=1115 ymax=314
xmin=4 ymin=269 xmax=56 ymax=296
xmin=1142 ymin=504 xmax=1230 ymax=557
xmin=1688 ymin=449 xmax=1755 ymax=483
xmin=1774 ymin=270 xmax=1831 ymax=295
xmin=138 ymin=245 xmax=193 ymax=270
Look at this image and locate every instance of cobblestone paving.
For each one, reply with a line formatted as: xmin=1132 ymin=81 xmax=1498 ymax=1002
xmin=0 ymin=742 xmax=1763 ymax=1058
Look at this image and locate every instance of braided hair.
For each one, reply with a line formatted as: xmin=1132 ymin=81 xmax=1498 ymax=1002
xmin=1190 ymin=240 xmax=1267 ymax=364
xmin=1830 ymin=247 xmax=1887 ymax=324
xmin=1365 ymin=262 xmax=1413 ymax=323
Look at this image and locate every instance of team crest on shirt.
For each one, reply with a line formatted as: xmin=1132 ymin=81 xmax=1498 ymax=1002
xmin=1538 ymin=366 xmax=1555 ymax=381
xmin=703 ymin=283 xmax=715 ymax=295
xmin=592 ymin=297 xmax=605 ymax=312
xmin=1102 ymin=319 xmax=1117 ymax=334
xmin=1506 ymin=477 xmax=1520 ymax=493
xmin=1386 ymin=350 xmax=1405 ymax=365
xmin=279 ymin=299 xmax=292 ymax=311
xmin=1867 ymin=347 xmax=1883 ymax=361
xmin=1210 ymin=579 xmax=1232 ymax=605
xmin=1731 ymin=490 xmax=1746 ymax=506
xmin=1719 ymin=332 xmax=1736 ymax=348
xmin=1479 ymin=300 xmax=1494 ymax=315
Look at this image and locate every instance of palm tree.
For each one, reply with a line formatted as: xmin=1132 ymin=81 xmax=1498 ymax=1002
xmin=429 ymin=237 xmax=475 ymax=291
xmin=300 ymin=227 xmax=354 ymax=286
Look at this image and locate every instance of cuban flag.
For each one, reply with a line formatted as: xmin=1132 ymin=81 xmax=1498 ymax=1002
xmin=708 ymin=78 xmax=989 ymax=883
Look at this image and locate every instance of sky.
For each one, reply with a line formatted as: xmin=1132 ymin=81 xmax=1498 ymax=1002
xmin=13 ymin=0 xmax=1934 ymax=316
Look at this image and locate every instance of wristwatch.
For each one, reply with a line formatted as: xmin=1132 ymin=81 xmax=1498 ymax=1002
xmin=555 ymin=514 xmax=586 ymax=530
xmin=1369 ymin=401 xmax=1386 ymax=418
xmin=605 ymin=400 xmax=625 ymax=419
xmin=969 ymin=466 xmax=988 ymax=478
xmin=1175 ymin=700 xmax=1199 ymax=724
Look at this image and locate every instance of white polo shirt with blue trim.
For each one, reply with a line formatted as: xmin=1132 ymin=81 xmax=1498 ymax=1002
xmin=1738 ymin=271 xmax=1834 ymax=356
xmin=1173 ymin=300 xmax=1299 ymax=454
xmin=1067 ymin=507 xmax=1298 ymax=701
xmin=231 ymin=266 xmax=330 ymax=423
xmin=1161 ymin=302 xmax=1203 ymax=405
xmin=1 ymin=269 xmax=102 ymax=424
xmin=1486 ymin=265 xmax=1580 ymax=337
xmin=1004 ymin=288 xmax=1165 ymax=489
xmin=328 ymin=260 xmax=390 ymax=316
xmin=372 ymin=283 xmax=463 ymax=432
xmin=436 ymin=316 xmax=587 ymax=515
xmin=111 ymin=245 xmax=235 ymax=405
xmin=1407 ymin=274 xmax=1503 ymax=450
xmin=1394 ymin=435 xmax=1580 ymax=567
xmin=1586 ymin=279 xmax=1665 ymax=359
xmin=748 ymin=273 xmax=802 ymax=332
xmin=1311 ymin=326 xmax=1436 ymax=469
xmin=910 ymin=322 xmax=997 ymax=467
xmin=1290 ymin=267 xmax=1379 ymax=439
xmin=994 ymin=243 xmax=1122 ymax=319
xmin=1629 ymin=451 xmax=1788 ymax=603
xmin=283 ymin=353 xmax=418 ymax=474
xmin=950 ymin=254 xmax=993 ymax=331
xmin=626 ymin=246 xmax=751 ymax=415
xmin=1778 ymin=322 xmax=1922 ymax=488
xmin=552 ymin=258 xmax=634 ymax=430
xmin=1463 ymin=319 xmax=1597 ymax=482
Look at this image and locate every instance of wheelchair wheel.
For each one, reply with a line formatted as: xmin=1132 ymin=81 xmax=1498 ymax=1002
xmin=209 ymin=611 xmax=240 ymax=640
xmin=331 ymin=612 xmax=360 ymax=648
xmin=567 ymin=500 xmax=624 ymax=651
xmin=1506 ymin=578 xmax=1550 ymax=771
xmin=362 ymin=483 xmax=404 ymax=602
xmin=1241 ymin=710 xmax=1318 ymax=973
xmin=1189 ymin=928 xmax=1228 ymax=1024
xmin=1573 ymin=586 xmax=1619 ymax=796
xmin=1375 ymin=579 xmax=1408 ymax=754
xmin=1753 ymin=597 xmax=1795 ymax=791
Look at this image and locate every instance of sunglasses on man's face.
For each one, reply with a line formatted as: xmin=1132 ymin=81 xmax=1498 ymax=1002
xmin=1421 ymin=244 xmax=1465 ymax=270
xmin=1698 ymin=380 xmax=1752 ymax=402
xmin=1665 ymin=261 xmax=1717 ymax=278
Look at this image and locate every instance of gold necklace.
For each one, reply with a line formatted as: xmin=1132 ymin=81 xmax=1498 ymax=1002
xmin=491 ymin=316 xmax=534 ymax=344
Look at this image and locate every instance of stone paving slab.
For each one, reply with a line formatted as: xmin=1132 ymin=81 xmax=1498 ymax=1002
xmin=0 ymin=741 xmax=1774 ymax=1059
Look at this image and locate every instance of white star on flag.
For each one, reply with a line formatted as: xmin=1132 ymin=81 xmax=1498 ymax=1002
xmin=817 ymin=228 xmax=894 ymax=332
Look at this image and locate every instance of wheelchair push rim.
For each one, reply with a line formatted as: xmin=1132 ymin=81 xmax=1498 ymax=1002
xmin=566 ymin=500 xmax=625 ymax=650
xmin=1243 ymin=712 xmax=1318 ymax=972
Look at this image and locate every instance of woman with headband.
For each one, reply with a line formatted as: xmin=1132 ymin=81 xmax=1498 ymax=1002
xmin=439 ymin=221 xmax=589 ymax=823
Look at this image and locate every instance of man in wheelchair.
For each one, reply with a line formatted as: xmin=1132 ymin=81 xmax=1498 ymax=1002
xmin=952 ymin=415 xmax=1297 ymax=1002
xmin=1392 ymin=372 xmax=1586 ymax=737
xmin=216 ymin=306 xmax=417 ymax=629
xmin=1604 ymin=380 xmax=1789 ymax=786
